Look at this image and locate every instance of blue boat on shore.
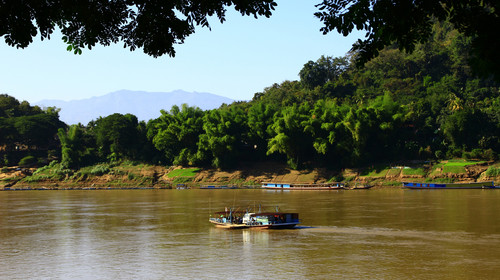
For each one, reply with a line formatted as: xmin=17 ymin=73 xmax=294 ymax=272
xmin=403 ymin=181 xmax=497 ymax=189
xmin=200 ymin=185 xmax=237 ymax=189
xmin=262 ymin=182 xmax=344 ymax=190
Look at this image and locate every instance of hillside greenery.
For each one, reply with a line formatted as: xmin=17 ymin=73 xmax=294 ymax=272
xmin=0 ymin=22 xmax=498 ymax=171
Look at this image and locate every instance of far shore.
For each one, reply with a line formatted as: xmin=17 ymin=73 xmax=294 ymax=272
xmin=1 ymin=159 xmax=499 ymax=191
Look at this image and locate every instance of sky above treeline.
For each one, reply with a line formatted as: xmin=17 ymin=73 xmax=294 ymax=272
xmin=0 ymin=1 xmax=362 ymax=103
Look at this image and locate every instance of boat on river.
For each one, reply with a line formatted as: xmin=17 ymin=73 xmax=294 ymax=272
xmin=403 ymin=181 xmax=496 ymax=189
xmin=261 ymin=182 xmax=344 ymax=190
xmin=209 ymin=207 xmax=299 ymax=229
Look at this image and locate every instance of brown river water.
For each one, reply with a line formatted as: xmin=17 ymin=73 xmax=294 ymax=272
xmin=1 ymin=189 xmax=499 ymax=279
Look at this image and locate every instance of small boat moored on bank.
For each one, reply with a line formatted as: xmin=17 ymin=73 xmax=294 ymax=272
xmin=346 ymin=184 xmax=374 ymax=190
xmin=403 ymin=181 xmax=496 ymax=189
xmin=200 ymin=185 xmax=238 ymax=189
xmin=262 ymin=182 xmax=344 ymax=190
xmin=209 ymin=206 xmax=300 ymax=229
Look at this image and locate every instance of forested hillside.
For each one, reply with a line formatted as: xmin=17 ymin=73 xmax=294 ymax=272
xmin=0 ymin=95 xmax=65 ymax=166
xmin=1 ymin=22 xmax=499 ymax=171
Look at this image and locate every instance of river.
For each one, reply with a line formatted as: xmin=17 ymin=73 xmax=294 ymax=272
xmin=1 ymin=189 xmax=499 ymax=279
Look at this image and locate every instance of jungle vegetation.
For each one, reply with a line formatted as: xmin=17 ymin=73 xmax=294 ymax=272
xmin=1 ymin=22 xmax=499 ymax=170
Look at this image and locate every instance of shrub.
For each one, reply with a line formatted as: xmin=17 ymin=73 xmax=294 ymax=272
xmin=167 ymin=168 xmax=199 ymax=178
xmin=32 ymin=165 xmax=51 ymax=176
xmin=483 ymin=149 xmax=498 ymax=161
xmin=463 ymin=149 xmax=482 ymax=160
xmin=485 ymin=167 xmax=500 ymax=177
xmin=90 ymin=165 xmax=110 ymax=176
xmin=24 ymin=161 xmax=73 ymax=182
xmin=435 ymin=150 xmax=444 ymax=159
xmin=2 ymin=155 xmax=9 ymax=166
xmin=19 ymin=156 xmax=36 ymax=167
xmin=330 ymin=174 xmax=345 ymax=182
xmin=172 ymin=177 xmax=193 ymax=184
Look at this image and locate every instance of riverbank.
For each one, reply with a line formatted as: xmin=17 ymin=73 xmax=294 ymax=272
xmin=1 ymin=159 xmax=499 ymax=190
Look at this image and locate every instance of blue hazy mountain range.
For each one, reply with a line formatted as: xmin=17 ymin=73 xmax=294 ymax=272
xmin=36 ymin=90 xmax=234 ymax=125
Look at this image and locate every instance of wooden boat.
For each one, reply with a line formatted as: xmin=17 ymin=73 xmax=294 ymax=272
xmin=176 ymin=184 xmax=190 ymax=189
xmin=403 ymin=181 xmax=496 ymax=189
xmin=200 ymin=185 xmax=237 ymax=189
xmin=209 ymin=207 xmax=299 ymax=229
xmin=261 ymin=182 xmax=344 ymax=190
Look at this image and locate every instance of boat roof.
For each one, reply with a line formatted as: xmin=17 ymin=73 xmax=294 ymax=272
xmin=262 ymin=182 xmax=341 ymax=186
xmin=213 ymin=211 xmax=247 ymax=215
xmin=250 ymin=212 xmax=298 ymax=216
xmin=213 ymin=211 xmax=298 ymax=216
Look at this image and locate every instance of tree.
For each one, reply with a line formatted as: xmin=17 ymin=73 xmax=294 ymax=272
xmin=299 ymin=55 xmax=349 ymax=89
xmin=196 ymin=105 xmax=246 ymax=169
xmin=306 ymin=99 xmax=353 ymax=166
xmin=267 ymin=103 xmax=313 ymax=169
xmin=1 ymin=0 xmax=276 ymax=57
xmin=0 ymin=94 xmax=44 ymax=117
xmin=315 ymin=0 xmax=500 ymax=80
xmin=441 ymin=108 xmax=494 ymax=151
xmin=152 ymin=104 xmax=205 ymax=165
xmin=13 ymin=113 xmax=63 ymax=148
xmin=58 ymin=125 xmax=83 ymax=169
xmin=246 ymin=102 xmax=277 ymax=159
xmin=93 ymin=113 xmax=141 ymax=161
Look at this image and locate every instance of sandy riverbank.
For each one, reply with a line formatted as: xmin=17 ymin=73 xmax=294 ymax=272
xmin=1 ymin=160 xmax=499 ymax=190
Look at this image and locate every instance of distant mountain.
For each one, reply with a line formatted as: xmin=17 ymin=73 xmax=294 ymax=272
xmin=36 ymin=90 xmax=234 ymax=125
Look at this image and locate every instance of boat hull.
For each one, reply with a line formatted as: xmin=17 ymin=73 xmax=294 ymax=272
xmin=210 ymin=220 xmax=250 ymax=229
xmin=403 ymin=181 xmax=495 ymax=189
xmin=210 ymin=220 xmax=298 ymax=229
xmin=262 ymin=186 xmax=343 ymax=190
xmin=262 ymin=182 xmax=344 ymax=190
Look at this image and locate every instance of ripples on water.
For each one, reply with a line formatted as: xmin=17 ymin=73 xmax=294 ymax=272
xmin=1 ymin=189 xmax=499 ymax=279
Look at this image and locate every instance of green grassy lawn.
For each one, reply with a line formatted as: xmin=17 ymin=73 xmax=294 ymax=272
xmin=386 ymin=169 xmax=401 ymax=176
xmin=441 ymin=160 xmax=484 ymax=174
xmin=360 ymin=168 xmax=389 ymax=178
xmin=429 ymin=160 xmax=484 ymax=175
xmin=442 ymin=165 xmax=466 ymax=174
xmin=402 ymin=168 xmax=426 ymax=176
xmin=167 ymin=168 xmax=200 ymax=178
xmin=444 ymin=159 xmax=485 ymax=166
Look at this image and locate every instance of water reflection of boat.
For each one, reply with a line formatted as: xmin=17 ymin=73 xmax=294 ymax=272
xmin=403 ymin=181 xmax=496 ymax=189
xmin=261 ymin=182 xmax=344 ymax=190
xmin=209 ymin=207 xmax=299 ymax=229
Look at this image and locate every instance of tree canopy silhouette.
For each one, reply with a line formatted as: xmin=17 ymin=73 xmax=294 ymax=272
xmin=315 ymin=0 xmax=500 ymax=80
xmin=0 ymin=0 xmax=276 ymax=57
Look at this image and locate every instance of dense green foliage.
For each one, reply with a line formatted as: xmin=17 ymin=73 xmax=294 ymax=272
xmin=315 ymin=0 xmax=500 ymax=80
xmin=0 ymin=95 xmax=65 ymax=165
xmin=1 ymin=22 xmax=498 ymax=170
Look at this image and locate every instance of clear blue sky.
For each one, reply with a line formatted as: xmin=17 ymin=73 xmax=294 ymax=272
xmin=0 ymin=1 xmax=362 ymax=104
